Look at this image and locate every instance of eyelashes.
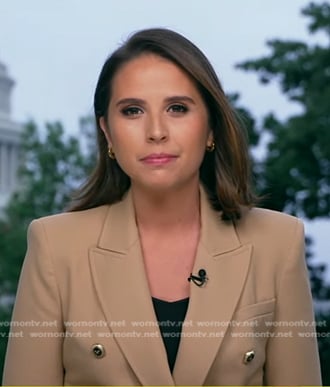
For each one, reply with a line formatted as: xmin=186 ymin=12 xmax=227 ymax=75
xmin=121 ymin=106 xmax=143 ymax=116
xmin=120 ymin=104 xmax=189 ymax=117
xmin=167 ymin=104 xmax=188 ymax=113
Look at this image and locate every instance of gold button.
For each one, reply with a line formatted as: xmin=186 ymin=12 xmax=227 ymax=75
xmin=92 ymin=343 xmax=105 ymax=358
xmin=243 ymin=350 xmax=255 ymax=364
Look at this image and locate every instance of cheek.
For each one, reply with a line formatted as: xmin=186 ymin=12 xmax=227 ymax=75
xmin=181 ymin=134 xmax=209 ymax=171
xmin=107 ymin=122 xmax=129 ymax=151
xmin=108 ymin=131 xmax=140 ymax=176
xmin=184 ymin=120 xmax=210 ymax=151
xmin=109 ymin=115 xmax=143 ymax=145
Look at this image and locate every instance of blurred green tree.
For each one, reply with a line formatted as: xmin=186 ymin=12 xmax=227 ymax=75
xmin=1 ymin=2 xmax=330 ymax=380
xmin=237 ymin=1 xmax=330 ymax=382
xmin=237 ymin=2 xmax=330 ymax=219
xmin=0 ymin=120 xmax=93 ymax=378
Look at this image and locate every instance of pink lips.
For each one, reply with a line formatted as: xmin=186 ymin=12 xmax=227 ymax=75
xmin=140 ymin=153 xmax=178 ymax=165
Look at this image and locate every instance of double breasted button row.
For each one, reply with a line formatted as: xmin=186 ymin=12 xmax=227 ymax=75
xmin=243 ymin=350 xmax=255 ymax=364
xmin=92 ymin=343 xmax=255 ymax=364
xmin=92 ymin=343 xmax=106 ymax=358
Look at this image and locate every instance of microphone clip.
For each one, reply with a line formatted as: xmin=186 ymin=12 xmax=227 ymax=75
xmin=188 ymin=269 xmax=208 ymax=287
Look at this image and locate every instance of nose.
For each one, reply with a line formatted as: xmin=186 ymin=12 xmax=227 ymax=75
xmin=146 ymin=113 xmax=168 ymax=143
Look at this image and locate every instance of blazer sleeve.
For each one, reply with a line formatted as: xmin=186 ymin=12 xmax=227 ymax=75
xmin=2 ymin=219 xmax=64 ymax=386
xmin=264 ymin=219 xmax=322 ymax=385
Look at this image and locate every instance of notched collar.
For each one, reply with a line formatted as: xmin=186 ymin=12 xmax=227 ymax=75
xmin=97 ymin=190 xmax=139 ymax=254
xmin=199 ymin=186 xmax=242 ymax=256
xmin=97 ymin=186 xmax=243 ymax=257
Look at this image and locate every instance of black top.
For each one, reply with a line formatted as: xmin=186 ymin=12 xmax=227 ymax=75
xmin=152 ymin=297 xmax=189 ymax=373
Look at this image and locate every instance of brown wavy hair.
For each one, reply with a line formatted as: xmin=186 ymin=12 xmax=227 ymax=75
xmin=69 ymin=28 xmax=256 ymax=220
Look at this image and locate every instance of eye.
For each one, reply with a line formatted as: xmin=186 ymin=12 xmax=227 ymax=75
xmin=167 ymin=104 xmax=188 ymax=114
xmin=121 ymin=106 xmax=143 ymax=116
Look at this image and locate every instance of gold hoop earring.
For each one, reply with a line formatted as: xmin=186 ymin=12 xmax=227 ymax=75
xmin=107 ymin=147 xmax=115 ymax=159
xmin=206 ymin=141 xmax=215 ymax=152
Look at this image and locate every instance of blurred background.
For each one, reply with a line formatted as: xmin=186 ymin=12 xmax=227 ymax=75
xmin=0 ymin=0 xmax=329 ymax=383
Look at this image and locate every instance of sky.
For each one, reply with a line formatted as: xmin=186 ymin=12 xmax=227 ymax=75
xmin=0 ymin=0 xmax=329 ymax=279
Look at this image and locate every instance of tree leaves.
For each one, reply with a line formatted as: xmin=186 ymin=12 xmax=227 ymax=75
xmin=237 ymin=2 xmax=330 ymax=220
xmin=0 ymin=119 xmax=94 ymax=377
xmin=236 ymin=4 xmax=330 ymax=380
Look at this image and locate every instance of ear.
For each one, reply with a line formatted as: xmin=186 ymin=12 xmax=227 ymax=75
xmin=99 ymin=117 xmax=112 ymax=146
xmin=206 ymin=130 xmax=214 ymax=147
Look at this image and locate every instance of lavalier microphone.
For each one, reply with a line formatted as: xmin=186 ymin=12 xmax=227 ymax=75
xmin=188 ymin=269 xmax=208 ymax=287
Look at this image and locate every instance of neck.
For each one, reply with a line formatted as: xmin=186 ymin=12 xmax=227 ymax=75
xmin=132 ymin=182 xmax=201 ymax=231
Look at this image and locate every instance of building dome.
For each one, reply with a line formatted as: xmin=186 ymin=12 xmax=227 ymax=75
xmin=0 ymin=60 xmax=15 ymax=117
xmin=0 ymin=59 xmax=21 ymax=211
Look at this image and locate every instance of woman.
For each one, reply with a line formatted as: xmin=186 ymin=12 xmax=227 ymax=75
xmin=3 ymin=28 xmax=321 ymax=385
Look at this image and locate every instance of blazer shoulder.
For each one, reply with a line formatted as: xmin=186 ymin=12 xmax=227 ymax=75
xmin=31 ymin=205 xmax=110 ymax=230
xmin=24 ymin=205 xmax=115 ymax=271
xmin=241 ymin=206 xmax=303 ymax=229
xmin=237 ymin=207 xmax=304 ymax=247
xmin=28 ymin=205 xmax=112 ymax=250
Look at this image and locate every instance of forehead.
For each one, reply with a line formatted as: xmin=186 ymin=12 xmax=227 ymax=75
xmin=111 ymin=54 xmax=199 ymax=94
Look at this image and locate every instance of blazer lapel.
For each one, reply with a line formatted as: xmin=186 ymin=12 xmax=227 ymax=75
xmin=173 ymin=188 xmax=252 ymax=386
xmin=89 ymin=187 xmax=251 ymax=386
xmin=89 ymin=191 xmax=174 ymax=386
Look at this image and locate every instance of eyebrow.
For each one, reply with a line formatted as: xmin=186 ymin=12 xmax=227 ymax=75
xmin=165 ymin=96 xmax=196 ymax=105
xmin=116 ymin=98 xmax=145 ymax=107
xmin=115 ymin=95 xmax=196 ymax=107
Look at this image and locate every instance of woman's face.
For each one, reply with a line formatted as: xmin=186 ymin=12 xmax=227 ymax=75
xmin=100 ymin=54 xmax=213 ymax=193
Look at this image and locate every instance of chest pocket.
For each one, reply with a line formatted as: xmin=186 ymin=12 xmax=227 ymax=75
xmin=234 ymin=298 xmax=275 ymax=321
xmin=206 ymin=298 xmax=276 ymax=385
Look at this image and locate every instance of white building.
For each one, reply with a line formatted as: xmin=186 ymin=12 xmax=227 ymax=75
xmin=0 ymin=60 xmax=21 ymax=210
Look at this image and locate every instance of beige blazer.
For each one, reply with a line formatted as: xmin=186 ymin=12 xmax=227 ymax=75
xmin=3 ymin=188 xmax=321 ymax=386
